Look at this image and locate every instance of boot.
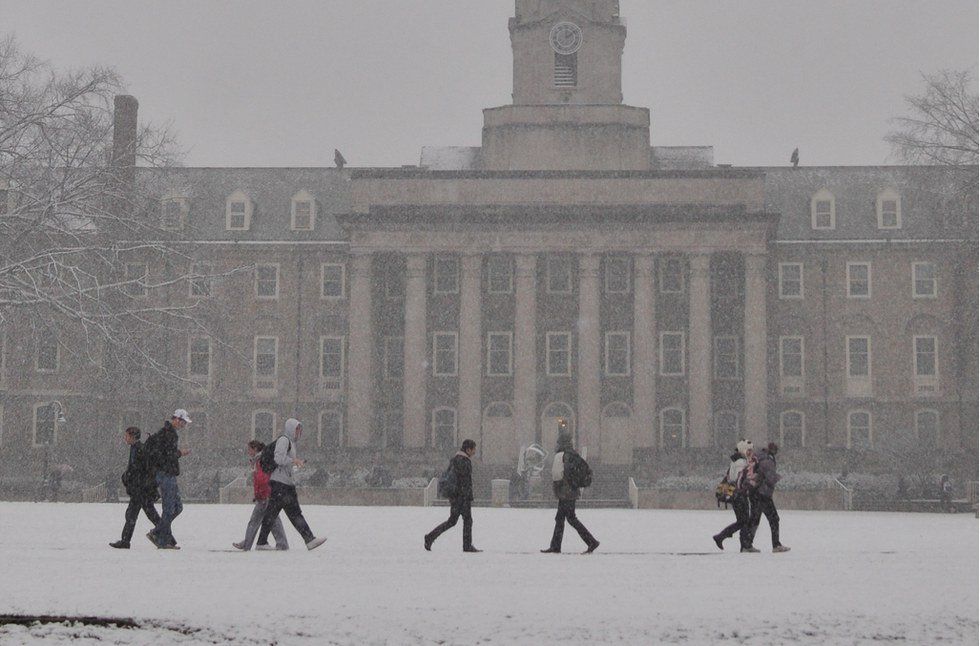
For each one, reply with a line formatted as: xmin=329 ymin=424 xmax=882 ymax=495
xmin=712 ymin=534 xmax=724 ymax=550
xmin=109 ymin=540 xmax=130 ymax=549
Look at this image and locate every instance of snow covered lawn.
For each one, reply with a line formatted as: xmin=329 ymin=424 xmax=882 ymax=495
xmin=0 ymin=502 xmax=976 ymax=645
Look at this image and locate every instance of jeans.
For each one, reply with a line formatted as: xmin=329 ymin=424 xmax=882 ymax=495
xmin=152 ymin=473 xmax=183 ymax=546
xmin=549 ymin=498 xmax=597 ymax=551
xmin=242 ymin=499 xmax=288 ymax=550
xmin=426 ymin=498 xmax=473 ymax=549
xmin=121 ymin=495 xmax=161 ymax=544
xmin=257 ymin=482 xmax=315 ymax=545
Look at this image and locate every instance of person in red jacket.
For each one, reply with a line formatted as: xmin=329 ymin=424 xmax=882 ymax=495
xmin=233 ymin=440 xmax=288 ymax=551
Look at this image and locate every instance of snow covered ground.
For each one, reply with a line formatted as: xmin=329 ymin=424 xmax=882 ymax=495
xmin=0 ymin=502 xmax=976 ymax=645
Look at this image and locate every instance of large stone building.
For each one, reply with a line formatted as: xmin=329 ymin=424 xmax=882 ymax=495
xmin=1 ymin=0 xmax=976 ymax=496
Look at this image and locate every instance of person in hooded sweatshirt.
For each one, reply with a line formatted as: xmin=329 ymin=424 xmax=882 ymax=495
xmin=424 ymin=439 xmax=481 ymax=552
xmin=712 ymin=439 xmax=752 ymax=551
xmin=255 ymin=418 xmax=327 ymax=551
xmin=541 ymin=432 xmax=599 ymax=555
xmin=233 ymin=440 xmax=288 ymax=551
xmin=744 ymin=442 xmax=790 ymax=553
xmin=110 ymin=427 xmax=161 ymax=549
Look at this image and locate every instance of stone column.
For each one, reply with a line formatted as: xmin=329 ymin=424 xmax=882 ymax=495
xmin=402 ymin=254 xmax=428 ymax=448
xmin=687 ymin=254 xmax=712 ymax=448
xmin=513 ymin=254 xmax=537 ymax=450
xmin=347 ymin=252 xmax=375 ymax=447
xmin=458 ymin=254 xmax=483 ymax=447
xmin=744 ymin=253 xmax=769 ymax=442
xmin=632 ymin=254 xmax=656 ymax=447
xmin=577 ymin=253 xmax=601 ymax=455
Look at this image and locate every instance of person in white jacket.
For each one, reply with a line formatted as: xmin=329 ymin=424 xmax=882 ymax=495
xmin=255 ymin=418 xmax=327 ymax=551
xmin=712 ymin=439 xmax=752 ymax=551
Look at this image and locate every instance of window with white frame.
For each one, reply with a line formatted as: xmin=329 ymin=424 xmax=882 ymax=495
xmin=252 ymin=411 xmax=276 ymax=441
xmin=432 ymin=407 xmax=457 ymax=452
xmin=877 ymin=190 xmax=901 ymax=229
xmin=319 ymin=410 xmax=342 ymax=448
xmin=604 ymin=257 xmax=631 ymax=294
xmin=255 ymin=264 xmax=279 ymax=299
xmin=320 ymin=263 xmax=345 ymax=299
xmin=432 ymin=332 xmax=458 ymax=377
xmin=381 ymin=408 xmax=403 ymax=448
xmin=659 ymin=331 xmax=685 ymax=376
xmin=188 ymin=337 xmax=211 ymax=380
xmin=604 ymin=331 xmax=631 ymax=376
xmin=160 ymin=197 xmax=187 ymax=231
xmin=847 ymin=410 xmax=872 ymax=449
xmin=383 ymin=336 xmax=404 ymax=381
xmin=36 ymin=334 xmax=59 ymax=372
xmin=320 ymin=336 xmax=345 ymax=385
xmin=386 ymin=268 xmax=405 ymax=299
xmin=486 ymin=332 xmax=513 ymax=376
xmin=546 ymin=256 xmax=572 ymax=294
xmin=780 ymin=411 xmax=805 ymax=448
xmin=779 ymin=336 xmax=804 ymax=379
xmin=713 ymin=336 xmax=739 ymax=380
xmin=189 ymin=261 xmax=212 ymax=298
xmin=847 ymin=262 xmax=871 ymax=298
xmin=291 ymin=191 xmax=315 ymax=231
xmin=124 ymin=263 xmax=148 ymax=297
xmin=912 ymin=262 xmax=936 ymax=298
xmin=811 ymin=190 xmax=836 ymax=229
xmin=546 ymin=332 xmax=572 ymax=376
xmin=660 ymin=408 xmax=685 ymax=450
xmin=486 ymin=256 xmax=513 ymax=294
xmin=714 ymin=411 xmax=739 ymax=447
xmin=225 ymin=192 xmax=251 ymax=230
xmin=254 ymin=336 xmax=278 ymax=390
xmin=846 ymin=336 xmax=870 ymax=378
xmin=659 ymin=257 xmax=684 ymax=294
xmin=433 ymin=257 xmax=459 ymax=295
xmin=915 ymin=409 xmax=940 ymax=445
xmin=778 ymin=263 xmax=803 ymax=299
xmin=913 ymin=336 xmax=937 ymax=378
xmin=0 ymin=404 xmax=4 ymax=447
xmin=33 ymin=403 xmax=58 ymax=447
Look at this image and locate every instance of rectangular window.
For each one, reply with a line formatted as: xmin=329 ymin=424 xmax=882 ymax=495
xmin=554 ymin=52 xmax=577 ymax=87
xmin=386 ymin=268 xmax=405 ymax=300
xmin=319 ymin=336 xmax=345 ymax=384
xmin=486 ymin=256 xmax=513 ymax=294
xmin=779 ymin=336 xmax=804 ymax=379
xmin=879 ymin=198 xmax=900 ymax=229
xmin=659 ymin=331 xmax=685 ymax=376
xmin=36 ymin=335 xmax=59 ymax=372
xmin=292 ymin=200 xmax=313 ymax=230
xmin=847 ymin=262 xmax=871 ymax=298
xmin=227 ymin=200 xmax=248 ymax=230
xmin=848 ymin=411 xmax=872 ymax=449
xmin=659 ymin=257 xmax=684 ymax=294
xmin=604 ymin=257 xmax=631 ymax=294
xmin=432 ymin=332 xmax=458 ymax=377
xmin=321 ymin=263 xmax=346 ymax=299
xmin=125 ymin=263 xmax=148 ymax=297
xmin=161 ymin=199 xmax=184 ymax=230
xmin=252 ymin=411 xmax=276 ymax=441
xmin=255 ymin=264 xmax=279 ymax=299
xmin=847 ymin=336 xmax=870 ymax=378
xmin=486 ymin=332 xmax=513 ymax=377
xmin=383 ymin=336 xmax=404 ymax=381
xmin=546 ymin=256 xmax=572 ymax=294
xmin=433 ymin=257 xmax=459 ymax=295
xmin=189 ymin=261 xmax=212 ymax=298
xmin=546 ymin=332 xmax=572 ymax=376
xmin=319 ymin=410 xmax=342 ymax=448
xmin=604 ymin=331 xmax=631 ymax=377
xmin=188 ymin=337 xmax=211 ymax=379
xmin=778 ymin=263 xmax=803 ymax=299
xmin=914 ymin=336 xmax=937 ymax=377
xmin=713 ymin=335 xmax=739 ymax=380
xmin=254 ymin=336 xmax=278 ymax=389
xmin=33 ymin=403 xmax=58 ymax=447
xmin=912 ymin=262 xmax=936 ymax=298
xmin=812 ymin=199 xmax=834 ymax=229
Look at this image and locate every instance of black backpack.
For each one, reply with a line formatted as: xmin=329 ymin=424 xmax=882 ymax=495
xmin=259 ymin=436 xmax=291 ymax=475
xmin=566 ymin=452 xmax=593 ymax=489
xmin=437 ymin=462 xmax=458 ymax=499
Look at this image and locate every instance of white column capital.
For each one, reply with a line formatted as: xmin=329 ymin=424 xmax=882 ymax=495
xmin=745 ymin=253 xmax=768 ymax=273
xmin=405 ymin=253 xmax=427 ymax=273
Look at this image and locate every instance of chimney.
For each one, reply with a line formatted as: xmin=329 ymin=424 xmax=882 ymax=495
xmin=111 ymin=95 xmax=138 ymax=189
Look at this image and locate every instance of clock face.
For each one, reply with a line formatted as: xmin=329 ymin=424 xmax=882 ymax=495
xmin=549 ymin=22 xmax=583 ymax=55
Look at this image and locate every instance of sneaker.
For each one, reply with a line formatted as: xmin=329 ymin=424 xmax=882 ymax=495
xmin=424 ymin=536 xmax=433 ymax=551
xmin=145 ymin=532 xmax=157 ymax=547
xmin=109 ymin=541 xmax=130 ymax=549
xmin=158 ymin=543 xmax=180 ymax=550
xmin=740 ymin=546 xmax=761 ymax=553
xmin=463 ymin=546 xmax=483 ymax=553
xmin=540 ymin=548 xmax=561 ymax=554
xmin=255 ymin=544 xmax=275 ymax=551
xmin=712 ymin=534 xmax=725 ymax=551
xmin=773 ymin=545 xmax=791 ymax=553
xmin=584 ymin=541 xmax=600 ymax=554
xmin=306 ymin=536 xmax=328 ymax=551
xmin=232 ymin=542 xmax=246 ymax=551
xmin=275 ymin=544 xmax=289 ymax=551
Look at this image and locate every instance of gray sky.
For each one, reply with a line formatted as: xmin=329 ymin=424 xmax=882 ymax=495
xmin=3 ymin=0 xmax=976 ymax=167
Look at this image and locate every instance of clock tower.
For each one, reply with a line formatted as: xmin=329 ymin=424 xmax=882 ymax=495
xmin=480 ymin=0 xmax=652 ymax=170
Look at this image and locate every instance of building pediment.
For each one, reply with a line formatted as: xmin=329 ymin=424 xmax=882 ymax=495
xmin=511 ymin=7 xmax=623 ymax=31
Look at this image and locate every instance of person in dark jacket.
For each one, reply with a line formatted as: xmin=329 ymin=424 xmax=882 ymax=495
xmin=144 ymin=409 xmax=192 ymax=549
xmin=424 ymin=439 xmax=481 ymax=553
xmin=712 ymin=439 xmax=752 ymax=551
xmin=745 ymin=442 xmax=790 ymax=553
xmin=110 ymin=427 xmax=161 ymax=549
xmin=541 ymin=432 xmax=599 ymax=554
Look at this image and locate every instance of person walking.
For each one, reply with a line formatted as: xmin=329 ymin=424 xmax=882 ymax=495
xmin=144 ymin=409 xmax=192 ymax=549
xmin=424 ymin=439 xmax=481 ymax=553
xmin=110 ymin=427 xmax=161 ymax=549
xmin=541 ymin=432 xmax=599 ymax=555
xmin=233 ymin=440 xmax=288 ymax=551
xmin=744 ymin=442 xmax=790 ymax=553
xmin=712 ymin=439 xmax=752 ymax=551
xmin=254 ymin=419 xmax=327 ymax=551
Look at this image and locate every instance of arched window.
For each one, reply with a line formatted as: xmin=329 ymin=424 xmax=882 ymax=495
xmin=603 ymin=402 xmax=632 ymax=418
xmin=660 ymin=407 xmax=686 ymax=450
xmin=484 ymin=402 xmax=513 ymax=418
xmin=319 ymin=410 xmax=342 ymax=448
xmin=290 ymin=190 xmax=316 ymax=231
xmin=432 ymin=407 xmax=457 ymax=452
xmin=876 ymin=189 xmax=901 ymax=229
xmin=914 ymin=410 xmax=940 ymax=446
xmin=780 ymin=411 xmax=805 ymax=448
xmin=713 ymin=411 xmax=739 ymax=448
xmin=811 ymin=189 xmax=836 ymax=230
xmin=225 ymin=190 xmax=253 ymax=231
xmin=847 ymin=410 xmax=872 ymax=449
xmin=542 ymin=402 xmax=575 ymax=445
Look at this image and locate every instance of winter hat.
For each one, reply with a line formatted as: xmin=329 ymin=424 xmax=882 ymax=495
xmin=736 ymin=439 xmax=753 ymax=457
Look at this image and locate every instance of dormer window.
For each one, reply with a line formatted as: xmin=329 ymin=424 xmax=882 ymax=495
xmin=291 ymin=190 xmax=316 ymax=231
xmin=877 ymin=190 xmax=901 ymax=229
xmin=811 ymin=189 xmax=836 ymax=230
xmin=226 ymin=191 xmax=252 ymax=231
xmin=160 ymin=197 xmax=188 ymax=231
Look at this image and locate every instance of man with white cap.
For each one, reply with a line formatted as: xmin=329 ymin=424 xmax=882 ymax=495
xmin=144 ymin=409 xmax=193 ymax=549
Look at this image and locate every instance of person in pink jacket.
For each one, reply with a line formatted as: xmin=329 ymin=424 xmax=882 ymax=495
xmin=233 ymin=440 xmax=288 ymax=551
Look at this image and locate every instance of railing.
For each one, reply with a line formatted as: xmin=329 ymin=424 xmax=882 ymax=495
xmin=81 ymin=482 xmax=107 ymax=503
xmin=628 ymin=477 xmax=639 ymax=509
xmin=832 ymin=478 xmax=853 ymax=511
xmin=423 ymin=477 xmax=439 ymax=507
xmin=968 ymin=481 xmax=978 ymax=506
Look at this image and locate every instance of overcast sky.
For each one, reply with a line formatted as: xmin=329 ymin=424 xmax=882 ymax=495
xmin=3 ymin=0 xmax=976 ymax=168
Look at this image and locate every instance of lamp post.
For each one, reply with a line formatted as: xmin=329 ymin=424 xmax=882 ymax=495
xmin=37 ymin=401 xmax=67 ymax=501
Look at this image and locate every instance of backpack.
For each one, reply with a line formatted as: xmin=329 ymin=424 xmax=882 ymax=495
xmin=566 ymin=453 xmax=593 ymax=489
xmin=259 ymin=436 xmax=291 ymax=475
xmin=715 ymin=473 xmax=736 ymax=507
xmin=437 ymin=462 xmax=458 ymax=499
